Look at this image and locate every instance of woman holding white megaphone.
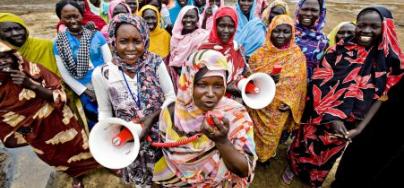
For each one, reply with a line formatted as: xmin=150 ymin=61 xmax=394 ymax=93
xmin=150 ymin=49 xmax=257 ymax=187
xmin=91 ymin=14 xmax=175 ymax=186
xmin=247 ymin=15 xmax=308 ymax=163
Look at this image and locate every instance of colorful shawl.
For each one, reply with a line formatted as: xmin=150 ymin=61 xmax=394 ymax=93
xmin=248 ymin=15 xmax=307 ymax=161
xmin=295 ymin=0 xmax=328 ymax=79
xmin=169 ymin=0 xmax=195 ymax=25
xmin=261 ymin=0 xmax=289 ymax=25
xmin=139 ymin=5 xmax=171 ymax=58
xmin=169 ymin=5 xmax=209 ymax=67
xmin=199 ymin=0 xmax=224 ymax=30
xmin=309 ymin=6 xmax=404 ymax=124
xmin=0 ymin=40 xmax=98 ymax=177
xmin=327 ymin=21 xmax=355 ymax=47
xmin=199 ymin=7 xmax=246 ymax=83
xmin=287 ymin=6 xmax=404 ymax=187
xmin=153 ymin=49 xmax=257 ymax=187
xmin=0 ymin=13 xmax=59 ymax=76
xmin=107 ymin=14 xmax=165 ymax=119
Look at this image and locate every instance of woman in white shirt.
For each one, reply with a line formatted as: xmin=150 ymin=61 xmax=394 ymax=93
xmin=92 ymin=14 xmax=175 ymax=186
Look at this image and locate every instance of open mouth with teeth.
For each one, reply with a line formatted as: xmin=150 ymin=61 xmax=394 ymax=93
xmin=360 ymin=36 xmax=372 ymax=42
xmin=302 ymin=18 xmax=312 ymax=24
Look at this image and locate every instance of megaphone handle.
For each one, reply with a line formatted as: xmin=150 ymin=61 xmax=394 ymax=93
xmin=245 ymin=81 xmax=259 ymax=94
xmin=147 ymin=134 xmax=201 ymax=148
xmin=113 ymin=128 xmax=134 ymax=146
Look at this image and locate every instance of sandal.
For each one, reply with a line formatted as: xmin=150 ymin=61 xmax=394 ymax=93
xmin=282 ymin=166 xmax=295 ymax=185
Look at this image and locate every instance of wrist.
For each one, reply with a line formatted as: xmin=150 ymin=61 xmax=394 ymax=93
xmin=28 ymin=79 xmax=39 ymax=90
xmin=214 ymin=138 xmax=230 ymax=147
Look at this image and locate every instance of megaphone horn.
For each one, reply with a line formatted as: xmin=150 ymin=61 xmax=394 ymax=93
xmin=237 ymin=72 xmax=276 ymax=109
xmin=89 ymin=118 xmax=142 ymax=169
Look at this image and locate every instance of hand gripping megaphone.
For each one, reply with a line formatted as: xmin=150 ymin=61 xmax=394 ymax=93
xmin=89 ymin=118 xmax=142 ymax=169
xmin=237 ymin=72 xmax=276 ymax=109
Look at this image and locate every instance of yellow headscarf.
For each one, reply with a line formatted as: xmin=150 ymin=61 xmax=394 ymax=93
xmin=0 ymin=13 xmax=59 ymax=76
xmin=261 ymin=0 xmax=289 ymax=25
xmin=138 ymin=5 xmax=171 ymax=58
xmin=327 ymin=21 xmax=355 ymax=47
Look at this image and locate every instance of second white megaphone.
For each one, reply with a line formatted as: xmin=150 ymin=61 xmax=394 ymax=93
xmin=237 ymin=72 xmax=276 ymax=109
xmin=89 ymin=118 xmax=142 ymax=169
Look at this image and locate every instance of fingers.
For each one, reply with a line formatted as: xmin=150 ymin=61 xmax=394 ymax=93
xmin=5 ymin=69 xmax=20 ymax=74
xmin=11 ymin=75 xmax=25 ymax=85
xmin=201 ymin=121 xmax=216 ymax=137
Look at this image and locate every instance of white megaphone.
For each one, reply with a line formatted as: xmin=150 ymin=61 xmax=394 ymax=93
xmin=89 ymin=118 xmax=142 ymax=169
xmin=237 ymin=72 xmax=276 ymax=109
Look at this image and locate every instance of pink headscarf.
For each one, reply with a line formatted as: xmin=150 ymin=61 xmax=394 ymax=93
xmin=255 ymin=0 xmax=269 ymax=18
xmin=199 ymin=0 xmax=225 ymax=30
xmin=169 ymin=5 xmax=209 ymax=68
xmin=108 ymin=0 xmax=132 ymax=20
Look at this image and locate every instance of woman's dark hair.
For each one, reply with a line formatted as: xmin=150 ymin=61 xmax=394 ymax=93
xmin=55 ymin=0 xmax=84 ymax=19
xmin=357 ymin=8 xmax=383 ymax=21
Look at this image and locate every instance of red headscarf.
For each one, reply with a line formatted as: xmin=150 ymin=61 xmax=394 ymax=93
xmin=57 ymin=0 xmax=106 ymax=31
xmin=199 ymin=6 xmax=245 ymax=83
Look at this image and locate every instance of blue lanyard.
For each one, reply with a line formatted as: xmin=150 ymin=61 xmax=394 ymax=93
xmin=121 ymin=70 xmax=141 ymax=108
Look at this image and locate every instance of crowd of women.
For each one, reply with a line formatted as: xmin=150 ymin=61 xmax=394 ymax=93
xmin=0 ymin=0 xmax=403 ymax=187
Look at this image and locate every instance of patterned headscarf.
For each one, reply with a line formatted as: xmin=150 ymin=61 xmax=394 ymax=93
xmin=155 ymin=49 xmax=256 ymax=186
xmin=250 ymin=15 xmax=302 ymax=73
xmin=174 ymin=49 xmax=228 ymax=133
xmin=107 ymin=14 xmax=165 ymax=119
xmin=295 ymin=0 xmax=328 ymax=79
xmin=108 ymin=13 xmax=150 ymax=71
xmin=309 ymin=6 xmax=404 ymax=124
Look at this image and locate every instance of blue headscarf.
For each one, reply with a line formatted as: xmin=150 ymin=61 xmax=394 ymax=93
xmin=295 ymin=0 xmax=328 ymax=79
xmin=169 ymin=0 xmax=195 ymax=25
xmin=234 ymin=0 xmax=266 ymax=57
xmin=235 ymin=18 xmax=266 ymax=57
xmin=235 ymin=0 xmax=257 ymax=35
